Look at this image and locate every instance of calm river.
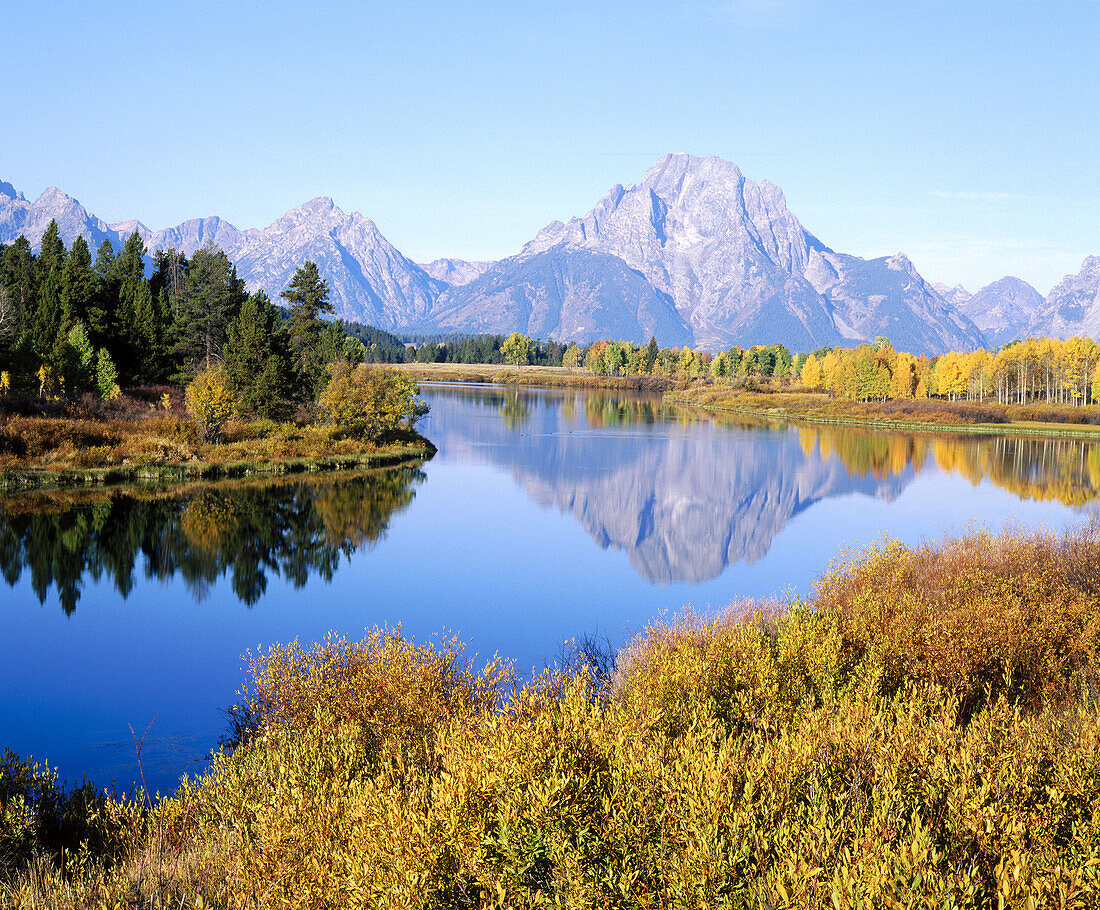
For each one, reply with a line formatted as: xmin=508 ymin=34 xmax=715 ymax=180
xmin=3 ymin=383 xmax=1099 ymax=794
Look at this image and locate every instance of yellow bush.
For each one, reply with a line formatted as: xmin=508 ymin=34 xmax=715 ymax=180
xmin=316 ymin=363 xmax=428 ymax=441
xmin=184 ymin=367 xmax=238 ymax=443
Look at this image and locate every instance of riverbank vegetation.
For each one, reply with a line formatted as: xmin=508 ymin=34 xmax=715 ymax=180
xmin=666 ymin=385 xmax=1100 ymax=437
xmin=0 ymin=224 xmax=431 ymax=488
xmin=4 ymin=524 xmax=1100 ymax=907
xmin=393 ymin=361 xmax=676 ymax=391
xmin=373 ymin=329 xmax=1100 ymax=435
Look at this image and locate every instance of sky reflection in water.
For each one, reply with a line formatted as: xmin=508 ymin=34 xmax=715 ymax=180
xmin=3 ymin=383 xmax=1097 ymax=793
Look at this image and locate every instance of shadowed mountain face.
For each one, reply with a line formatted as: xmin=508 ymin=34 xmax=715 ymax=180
xmin=430 ymin=246 xmax=693 ymax=346
xmin=1028 ymin=257 xmax=1100 ymax=340
xmin=961 ymin=276 xmax=1045 ymax=347
xmin=808 ymin=251 xmax=986 ymax=353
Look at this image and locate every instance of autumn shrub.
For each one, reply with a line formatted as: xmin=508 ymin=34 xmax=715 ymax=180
xmin=611 ymin=600 xmax=842 ymax=737
xmin=1012 ymin=403 xmax=1100 ymax=426
xmin=156 ymin=617 xmax=1100 ymax=908
xmin=0 ymin=417 xmax=122 ymax=458
xmin=239 ymin=630 xmax=509 ymax=762
xmin=815 ymin=523 xmax=1100 ymax=713
xmin=66 ymin=445 xmax=117 ymax=469
xmin=140 ymin=415 xmax=200 ymax=447
xmin=184 ymin=368 xmax=238 ymax=443
xmin=221 ymin=417 xmax=277 ymax=443
xmin=316 ymin=363 xmax=429 ymax=441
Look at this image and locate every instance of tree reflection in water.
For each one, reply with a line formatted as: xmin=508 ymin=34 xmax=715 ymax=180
xmin=0 ymin=467 xmax=426 ymax=614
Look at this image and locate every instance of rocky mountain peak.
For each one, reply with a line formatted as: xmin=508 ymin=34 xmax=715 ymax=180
xmin=960 ymin=276 xmax=1044 ymax=347
xmin=932 ymin=283 xmax=972 ymax=306
xmin=1078 ymin=255 xmax=1100 ymax=276
xmin=420 ymin=258 xmax=495 ymax=287
xmin=37 ymin=186 xmax=73 ymax=205
xmin=300 ymin=195 xmax=336 ymax=213
xmin=109 ymin=218 xmax=152 ymax=239
xmin=640 ymin=153 xmax=745 ymax=196
xmin=886 ymin=252 xmax=917 ymax=275
xmin=4 ymin=161 xmax=1094 ymax=352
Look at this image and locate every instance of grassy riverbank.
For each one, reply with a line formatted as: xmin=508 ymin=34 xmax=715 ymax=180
xmin=667 ymin=383 xmax=1100 ymax=441
xmin=5 ymin=524 xmax=1100 ymax=908
xmin=393 ymin=361 xmax=675 ymax=391
xmin=0 ymin=392 xmax=434 ymax=493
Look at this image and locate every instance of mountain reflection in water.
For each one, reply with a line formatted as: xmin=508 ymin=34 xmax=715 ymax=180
xmin=424 ymin=385 xmax=1100 ymax=584
xmin=0 ymin=467 xmax=425 ymax=614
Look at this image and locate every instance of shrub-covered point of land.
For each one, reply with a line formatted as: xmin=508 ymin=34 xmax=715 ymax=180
xmin=5 ymin=526 xmax=1100 ymax=908
xmin=316 ymin=362 xmax=429 ymax=441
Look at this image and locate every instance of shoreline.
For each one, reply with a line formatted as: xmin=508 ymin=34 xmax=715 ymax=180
xmin=0 ymin=441 xmax=435 ymax=494
xmin=392 ymin=361 xmax=676 ymax=391
xmin=665 ymin=387 xmax=1100 ymax=442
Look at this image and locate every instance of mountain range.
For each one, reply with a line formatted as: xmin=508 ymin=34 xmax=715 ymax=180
xmin=2 ymin=156 xmax=1097 ymax=354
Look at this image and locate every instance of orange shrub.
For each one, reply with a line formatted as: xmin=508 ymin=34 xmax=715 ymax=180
xmin=815 ymin=524 xmax=1100 ymax=712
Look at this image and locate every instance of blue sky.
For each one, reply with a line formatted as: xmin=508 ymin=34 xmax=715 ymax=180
xmin=2 ymin=0 xmax=1098 ymax=293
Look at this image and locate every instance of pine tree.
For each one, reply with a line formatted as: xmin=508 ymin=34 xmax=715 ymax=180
xmin=223 ymin=290 xmax=291 ymax=417
xmin=60 ymin=321 xmax=97 ymax=396
xmin=171 ymin=243 xmax=248 ymax=375
xmin=61 ymin=235 xmax=96 ymax=332
xmin=32 ymin=222 xmax=68 ymax=367
xmin=0 ymin=236 xmax=36 ymax=324
xmin=113 ymin=232 xmax=148 ymax=382
xmin=132 ymin=282 xmax=162 ymax=383
xmin=89 ymin=239 xmax=118 ymax=346
xmin=281 ymin=261 xmax=335 ymax=398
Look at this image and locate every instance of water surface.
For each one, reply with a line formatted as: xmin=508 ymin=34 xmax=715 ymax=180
xmin=3 ymin=383 xmax=1098 ymax=793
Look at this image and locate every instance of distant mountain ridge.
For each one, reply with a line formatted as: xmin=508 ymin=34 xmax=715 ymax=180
xmin=2 ymin=158 xmax=1097 ymax=353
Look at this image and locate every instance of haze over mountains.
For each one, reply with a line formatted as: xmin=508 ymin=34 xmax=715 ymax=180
xmin=2 ymin=155 xmax=1098 ymax=354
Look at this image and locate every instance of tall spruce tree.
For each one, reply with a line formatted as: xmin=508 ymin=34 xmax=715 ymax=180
xmin=113 ymin=232 xmax=148 ymax=383
xmin=223 ymin=290 xmax=291 ymax=417
xmin=89 ymin=239 xmax=118 ymax=347
xmin=281 ymin=260 xmax=334 ymax=398
xmin=151 ymin=249 xmax=186 ymax=334
xmin=171 ymin=243 xmax=247 ymax=375
xmin=61 ymin=235 xmax=95 ymax=333
xmin=0 ymin=237 xmax=37 ymax=390
xmin=32 ymin=221 xmax=67 ymax=365
xmin=1 ymin=236 xmax=36 ymax=323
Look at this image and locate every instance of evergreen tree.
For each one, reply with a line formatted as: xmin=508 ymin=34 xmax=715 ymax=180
xmin=171 ymin=243 xmax=247 ymax=375
xmin=281 ymin=261 xmax=335 ymax=398
xmin=646 ymin=336 xmax=659 ymax=373
xmin=112 ymin=232 xmax=150 ymax=382
xmin=132 ymin=281 xmax=163 ymax=383
xmin=89 ymin=239 xmax=118 ymax=346
xmin=0 ymin=236 xmax=36 ymax=323
xmin=0 ymin=285 xmax=15 ymax=375
xmin=223 ymin=290 xmax=291 ymax=417
xmin=0 ymin=238 xmax=37 ymax=392
xmin=94 ymin=348 xmax=120 ymax=400
xmin=61 ymin=235 xmax=95 ymax=332
xmin=60 ymin=321 xmax=96 ymax=396
xmin=32 ymin=221 xmax=67 ymax=364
